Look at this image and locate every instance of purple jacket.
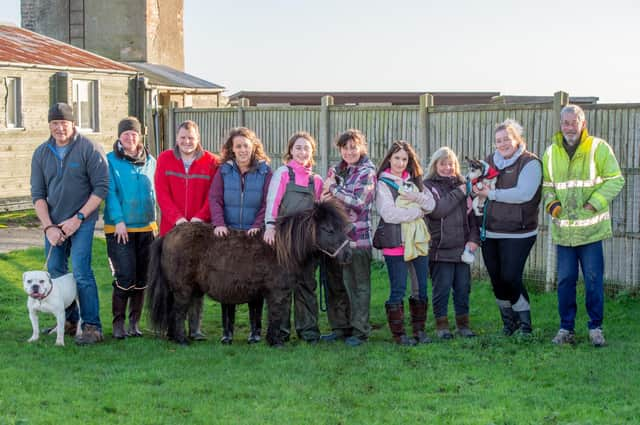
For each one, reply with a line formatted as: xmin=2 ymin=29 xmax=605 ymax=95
xmin=326 ymin=155 xmax=376 ymax=248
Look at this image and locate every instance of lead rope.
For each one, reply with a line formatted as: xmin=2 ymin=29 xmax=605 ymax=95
xmin=480 ymin=201 xmax=489 ymax=242
xmin=318 ymin=256 xmax=328 ymax=312
xmin=43 ymin=245 xmax=55 ymax=270
xmin=42 ymin=225 xmax=64 ymax=269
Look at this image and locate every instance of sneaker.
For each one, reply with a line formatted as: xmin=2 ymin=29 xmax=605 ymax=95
xmin=457 ymin=327 xmax=477 ymax=338
xmin=551 ymin=329 xmax=575 ymax=345
xmin=344 ymin=336 xmax=364 ymax=347
xmin=75 ymin=324 xmax=104 ymax=346
xmin=414 ymin=331 xmax=432 ymax=344
xmin=189 ymin=330 xmax=207 ymax=341
xmin=320 ymin=332 xmax=341 ymax=343
xmin=436 ymin=329 xmax=454 ymax=340
xmin=589 ymin=328 xmax=606 ymax=347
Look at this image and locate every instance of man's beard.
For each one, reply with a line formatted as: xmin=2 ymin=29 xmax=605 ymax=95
xmin=564 ymin=136 xmax=579 ymax=146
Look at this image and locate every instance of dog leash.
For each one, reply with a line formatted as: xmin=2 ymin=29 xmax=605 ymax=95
xmin=42 ymin=225 xmax=65 ymax=269
xmin=480 ymin=202 xmax=489 ymax=242
xmin=318 ymin=256 xmax=328 ymax=313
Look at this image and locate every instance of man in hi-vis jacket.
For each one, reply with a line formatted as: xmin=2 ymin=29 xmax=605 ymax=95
xmin=542 ymin=104 xmax=624 ymax=347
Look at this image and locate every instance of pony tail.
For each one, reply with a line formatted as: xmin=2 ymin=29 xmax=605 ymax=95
xmin=147 ymin=236 xmax=173 ymax=334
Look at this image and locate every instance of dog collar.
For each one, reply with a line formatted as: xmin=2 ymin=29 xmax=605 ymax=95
xmin=31 ymin=283 xmax=53 ymax=301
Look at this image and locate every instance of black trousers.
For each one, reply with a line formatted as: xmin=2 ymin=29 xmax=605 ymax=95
xmin=481 ymin=236 xmax=536 ymax=305
xmin=106 ymin=231 xmax=155 ymax=296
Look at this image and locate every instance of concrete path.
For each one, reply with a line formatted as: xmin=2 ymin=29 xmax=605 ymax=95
xmin=0 ymin=219 xmax=104 ymax=254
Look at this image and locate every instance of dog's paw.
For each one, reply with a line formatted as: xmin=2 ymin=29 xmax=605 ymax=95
xmin=55 ymin=340 xmax=65 ymax=347
xmin=28 ymin=335 xmax=39 ymax=343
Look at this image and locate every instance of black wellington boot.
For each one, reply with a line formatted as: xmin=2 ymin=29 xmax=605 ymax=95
xmin=247 ymin=297 xmax=263 ymax=344
xmin=220 ymin=303 xmax=236 ymax=345
xmin=515 ymin=309 xmax=532 ymax=335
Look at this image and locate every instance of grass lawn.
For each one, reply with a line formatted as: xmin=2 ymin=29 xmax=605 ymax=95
xmin=0 ymin=239 xmax=639 ymax=425
xmin=0 ymin=209 xmax=39 ymax=228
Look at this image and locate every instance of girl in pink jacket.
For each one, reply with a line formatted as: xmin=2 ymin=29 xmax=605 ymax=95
xmin=263 ymin=132 xmax=323 ymax=343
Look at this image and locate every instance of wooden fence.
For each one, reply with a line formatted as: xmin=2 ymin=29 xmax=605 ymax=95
xmin=169 ymin=92 xmax=640 ymax=291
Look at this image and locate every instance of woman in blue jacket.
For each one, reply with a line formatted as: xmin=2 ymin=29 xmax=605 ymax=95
xmin=104 ymin=117 xmax=157 ymax=339
xmin=209 ymin=127 xmax=272 ymax=344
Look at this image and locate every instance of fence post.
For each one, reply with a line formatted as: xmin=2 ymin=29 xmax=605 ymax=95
xmin=238 ymin=97 xmax=250 ymax=126
xmin=419 ymin=93 xmax=434 ymax=167
xmin=163 ymin=101 xmax=177 ymax=153
xmin=319 ymin=95 xmax=334 ymax=176
xmin=545 ymin=91 xmax=570 ymax=291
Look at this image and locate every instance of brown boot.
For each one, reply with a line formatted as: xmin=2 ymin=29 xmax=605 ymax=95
xmin=42 ymin=321 xmax=77 ymax=336
xmin=385 ymin=303 xmax=416 ymax=346
xmin=455 ymin=314 xmax=476 ymax=338
xmin=112 ymin=291 xmax=128 ymax=340
xmin=127 ymin=290 xmax=145 ymax=337
xmin=435 ymin=316 xmax=453 ymax=339
xmin=75 ymin=324 xmax=104 ymax=345
xmin=64 ymin=321 xmax=78 ymax=336
xmin=408 ymin=297 xmax=431 ymax=344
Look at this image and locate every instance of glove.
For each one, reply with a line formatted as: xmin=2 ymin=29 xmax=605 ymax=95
xmin=546 ymin=201 xmax=562 ymax=218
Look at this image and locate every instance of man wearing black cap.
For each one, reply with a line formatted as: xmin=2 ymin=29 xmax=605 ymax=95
xmin=30 ymin=102 xmax=109 ymax=345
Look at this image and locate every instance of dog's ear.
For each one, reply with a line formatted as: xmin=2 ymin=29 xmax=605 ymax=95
xmin=22 ymin=272 xmax=27 ymax=282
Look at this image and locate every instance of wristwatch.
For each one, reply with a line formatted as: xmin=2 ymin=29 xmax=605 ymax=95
xmin=76 ymin=212 xmax=85 ymax=222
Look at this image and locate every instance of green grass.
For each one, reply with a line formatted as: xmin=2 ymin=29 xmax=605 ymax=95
xmin=1 ymin=241 xmax=639 ymax=424
xmin=0 ymin=209 xmax=39 ymax=228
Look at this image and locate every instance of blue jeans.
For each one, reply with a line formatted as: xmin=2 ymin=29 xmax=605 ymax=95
xmin=556 ymin=241 xmax=604 ymax=331
xmin=430 ymin=261 xmax=471 ymax=318
xmin=45 ymin=216 xmax=102 ymax=330
xmin=384 ymin=254 xmax=429 ymax=304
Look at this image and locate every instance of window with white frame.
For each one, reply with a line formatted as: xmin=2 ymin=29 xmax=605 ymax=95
xmin=5 ymin=77 xmax=22 ymax=128
xmin=72 ymin=79 xmax=99 ymax=132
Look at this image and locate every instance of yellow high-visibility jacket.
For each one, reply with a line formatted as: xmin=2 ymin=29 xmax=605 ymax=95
xmin=542 ymin=129 xmax=624 ymax=246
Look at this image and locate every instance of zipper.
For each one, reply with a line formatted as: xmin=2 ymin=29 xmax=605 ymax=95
xmin=239 ymin=173 xmax=245 ymax=227
xmin=184 ymin=163 xmax=189 ymax=219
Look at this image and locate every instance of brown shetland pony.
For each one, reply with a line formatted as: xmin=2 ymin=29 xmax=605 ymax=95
xmin=146 ymin=199 xmax=352 ymax=346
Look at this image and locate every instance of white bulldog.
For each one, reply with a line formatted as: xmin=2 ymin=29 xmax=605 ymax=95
xmin=23 ymin=270 xmax=81 ymax=346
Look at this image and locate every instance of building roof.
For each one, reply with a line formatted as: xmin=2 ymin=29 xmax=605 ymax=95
xmin=125 ymin=62 xmax=224 ymax=92
xmin=490 ymin=95 xmax=599 ymax=105
xmin=0 ymin=24 xmax=135 ymax=72
xmin=228 ymin=91 xmax=501 ymax=106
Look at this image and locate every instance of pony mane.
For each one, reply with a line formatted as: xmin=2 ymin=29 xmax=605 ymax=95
xmin=274 ymin=199 xmax=349 ymax=270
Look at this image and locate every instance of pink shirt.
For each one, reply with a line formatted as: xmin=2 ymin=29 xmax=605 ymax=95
xmin=264 ymin=160 xmax=323 ymax=227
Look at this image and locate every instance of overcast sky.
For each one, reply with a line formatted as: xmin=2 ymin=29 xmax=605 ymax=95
xmin=3 ymin=0 xmax=640 ymax=102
